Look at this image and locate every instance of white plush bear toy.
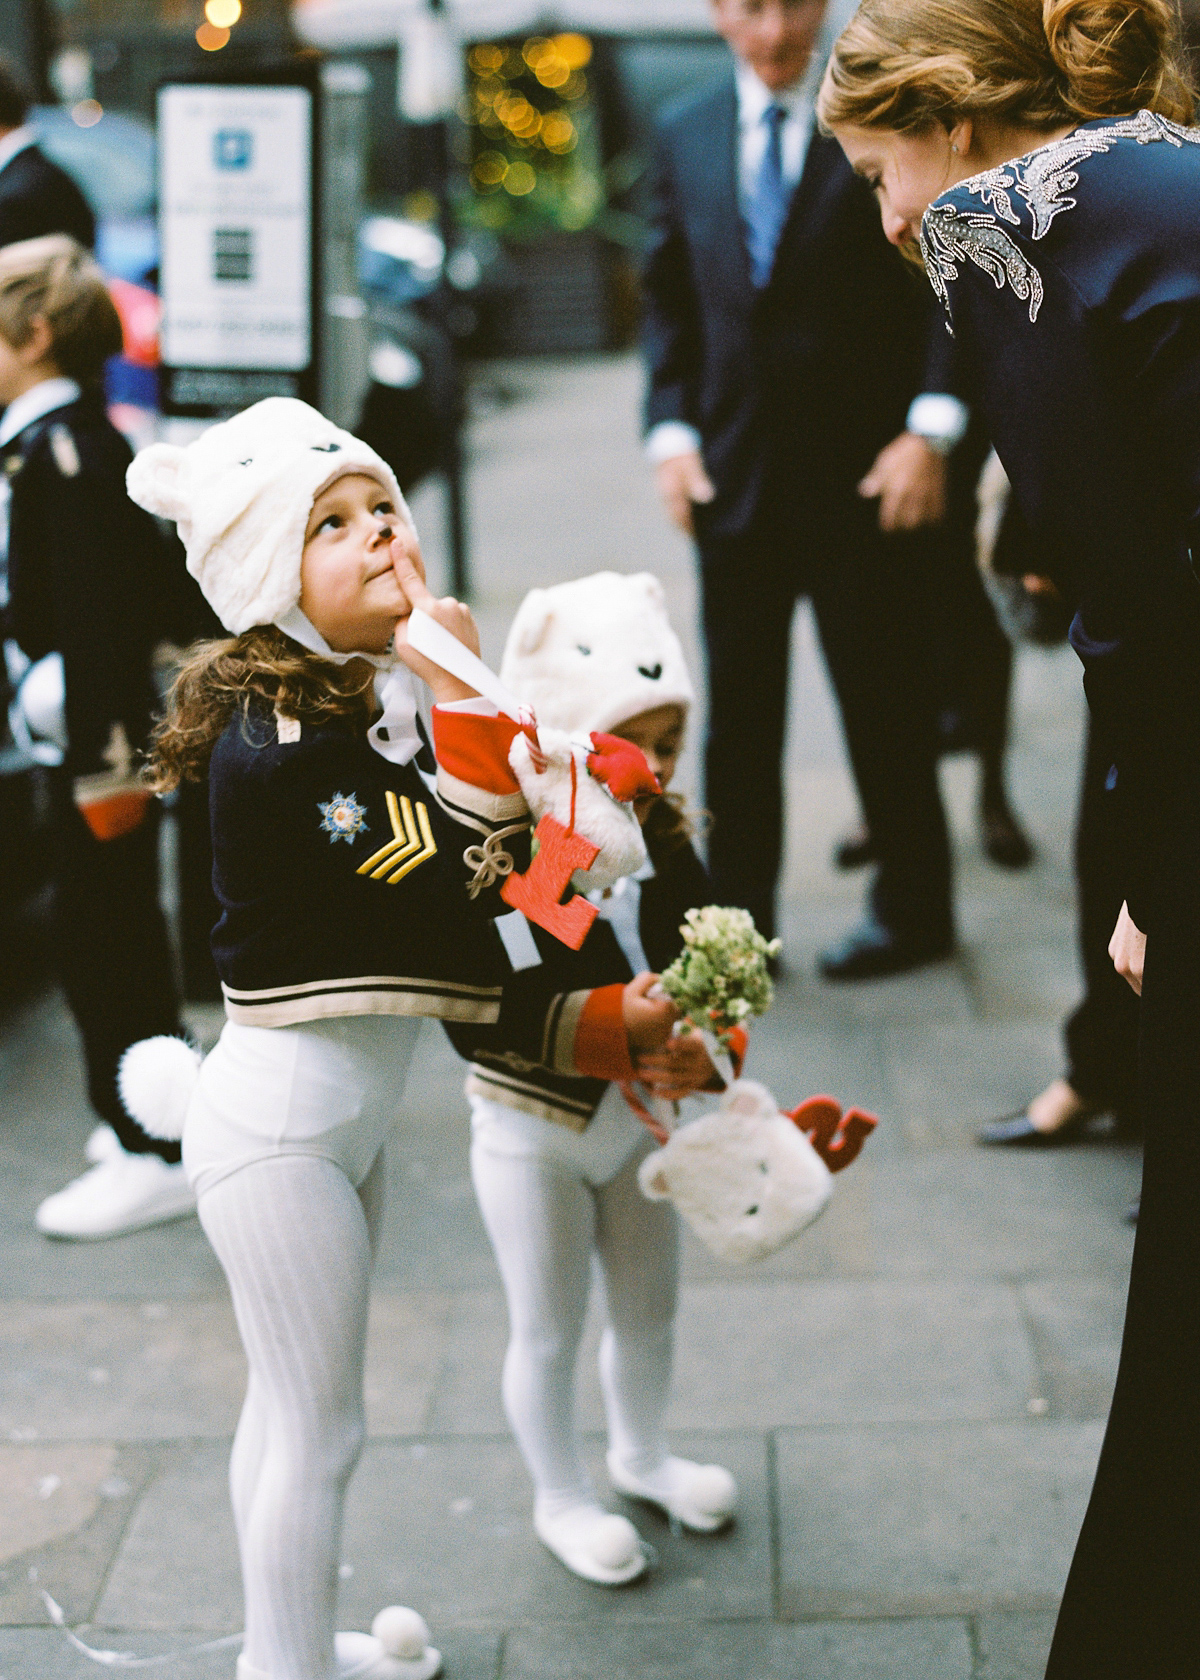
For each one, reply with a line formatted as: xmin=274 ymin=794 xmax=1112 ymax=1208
xmin=507 ymin=726 xmax=650 ymax=893
xmin=638 ymin=1081 xmax=835 ymax=1264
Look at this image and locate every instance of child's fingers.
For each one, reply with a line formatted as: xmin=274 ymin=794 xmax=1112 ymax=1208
xmin=391 ymin=544 xmax=435 ymax=611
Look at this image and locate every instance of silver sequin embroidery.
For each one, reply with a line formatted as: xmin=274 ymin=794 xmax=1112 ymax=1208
xmin=920 ymin=110 xmax=1200 ymax=331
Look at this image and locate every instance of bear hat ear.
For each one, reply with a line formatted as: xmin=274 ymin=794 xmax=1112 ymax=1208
xmin=629 ymin=572 xmax=666 ymax=611
xmin=126 ymin=443 xmax=189 ymax=522
xmin=511 ymin=591 xmax=555 ymax=659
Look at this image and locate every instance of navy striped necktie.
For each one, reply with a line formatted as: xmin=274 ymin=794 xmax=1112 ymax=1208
xmin=745 ymin=103 xmax=790 ymax=288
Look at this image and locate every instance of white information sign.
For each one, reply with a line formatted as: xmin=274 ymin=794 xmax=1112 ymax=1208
xmin=159 ymin=83 xmax=313 ymax=373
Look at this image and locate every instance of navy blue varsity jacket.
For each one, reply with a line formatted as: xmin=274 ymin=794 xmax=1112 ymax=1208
xmin=208 ymin=693 xmax=532 ymax=1028
xmin=445 ymin=826 xmax=745 ymax=1132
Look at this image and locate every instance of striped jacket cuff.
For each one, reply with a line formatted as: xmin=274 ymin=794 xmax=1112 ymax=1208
xmin=571 ymin=983 xmax=634 ymax=1082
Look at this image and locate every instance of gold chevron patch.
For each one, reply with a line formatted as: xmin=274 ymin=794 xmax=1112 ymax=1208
xmin=355 ymin=791 xmax=437 ymax=884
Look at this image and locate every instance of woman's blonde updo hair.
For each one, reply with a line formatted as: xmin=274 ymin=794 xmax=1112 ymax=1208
xmin=818 ymin=0 xmax=1194 ymax=136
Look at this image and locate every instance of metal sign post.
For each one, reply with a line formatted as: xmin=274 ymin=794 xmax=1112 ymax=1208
xmin=157 ymin=66 xmax=320 ymax=418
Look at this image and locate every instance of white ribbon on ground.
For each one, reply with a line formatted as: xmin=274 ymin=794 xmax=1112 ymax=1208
xmin=42 ymin=1590 xmax=244 ymax=1669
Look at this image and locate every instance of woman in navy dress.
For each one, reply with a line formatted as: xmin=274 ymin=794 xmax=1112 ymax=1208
xmin=818 ymin=3 xmax=1200 ymax=1675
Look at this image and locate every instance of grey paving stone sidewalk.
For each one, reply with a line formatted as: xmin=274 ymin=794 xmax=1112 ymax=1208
xmin=0 ymin=356 xmax=1139 ymax=1680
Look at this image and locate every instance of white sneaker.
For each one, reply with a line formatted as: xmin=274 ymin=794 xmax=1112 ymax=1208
xmin=337 ymin=1607 xmax=442 ymax=1679
xmin=85 ymin=1123 xmax=122 ymax=1164
xmin=607 ymin=1451 xmax=737 ymax=1533
xmin=533 ymin=1498 xmax=649 ymax=1585
xmin=35 ymin=1152 xmax=196 ymax=1240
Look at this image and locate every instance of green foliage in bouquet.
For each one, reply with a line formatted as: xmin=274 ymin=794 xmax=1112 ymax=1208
xmin=659 ymin=906 xmax=782 ymax=1050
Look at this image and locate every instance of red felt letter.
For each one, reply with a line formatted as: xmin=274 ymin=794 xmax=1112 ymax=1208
xmin=786 ymin=1095 xmax=878 ymax=1173
xmin=501 ymin=814 xmax=601 ymax=950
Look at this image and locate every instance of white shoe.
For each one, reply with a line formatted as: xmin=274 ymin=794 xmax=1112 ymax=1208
xmin=337 ymin=1607 xmax=442 ymax=1679
xmin=533 ymin=1498 xmax=649 ymax=1585
xmin=35 ymin=1152 xmax=196 ymax=1240
xmin=233 ymin=1611 xmax=442 ymax=1680
xmin=607 ymin=1451 xmax=738 ymax=1533
xmin=85 ymin=1123 xmax=122 ymax=1164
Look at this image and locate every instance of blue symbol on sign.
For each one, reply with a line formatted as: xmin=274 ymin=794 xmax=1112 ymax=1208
xmin=214 ymin=129 xmax=253 ymax=171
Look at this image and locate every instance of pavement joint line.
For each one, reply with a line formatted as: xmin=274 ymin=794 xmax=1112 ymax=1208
xmin=766 ymin=1428 xmax=782 ymax=1622
xmin=68 ymin=1443 xmax=160 ymax=1628
xmin=967 ymin=1611 xmax=986 ymax=1679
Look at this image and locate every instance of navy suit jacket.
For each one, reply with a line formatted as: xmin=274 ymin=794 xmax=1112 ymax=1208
xmin=0 ymin=144 xmax=95 ymax=251
xmin=641 ymin=74 xmax=952 ymax=540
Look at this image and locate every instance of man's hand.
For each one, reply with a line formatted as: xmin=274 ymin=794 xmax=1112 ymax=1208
xmin=655 ymin=450 xmax=715 ymax=536
xmin=1109 ymin=901 xmax=1147 ymax=996
xmin=623 ymin=971 xmax=680 ymax=1057
xmin=858 ymin=432 xmax=947 ymax=532
xmin=636 ymin=1031 xmax=720 ymax=1100
xmin=392 ymin=544 xmax=481 ymax=703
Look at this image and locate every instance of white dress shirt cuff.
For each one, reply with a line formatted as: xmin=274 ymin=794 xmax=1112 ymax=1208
xmin=906 ymin=393 xmax=970 ymax=455
xmin=645 ymin=421 xmax=703 ymax=465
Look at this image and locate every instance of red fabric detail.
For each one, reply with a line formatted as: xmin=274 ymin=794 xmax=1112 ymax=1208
xmin=78 ymin=791 xmax=152 ymax=842
xmin=432 ymin=708 xmax=522 ymax=795
xmin=574 ymin=983 xmax=635 ymax=1082
xmin=586 ymin=734 xmax=660 ymax=804
xmin=786 ymin=1096 xmax=878 ymax=1174
xmin=500 ymin=814 xmax=600 ymax=949
xmin=108 ymin=276 xmax=161 ymax=368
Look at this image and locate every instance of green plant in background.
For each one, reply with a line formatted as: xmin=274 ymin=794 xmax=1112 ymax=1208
xmin=460 ymin=33 xmax=605 ymax=236
xmin=659 ymin=907 xmax=782 ymax=1051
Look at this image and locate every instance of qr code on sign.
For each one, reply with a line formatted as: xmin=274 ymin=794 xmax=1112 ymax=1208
xmin=213 ymin=228 xmax=253 ymax=282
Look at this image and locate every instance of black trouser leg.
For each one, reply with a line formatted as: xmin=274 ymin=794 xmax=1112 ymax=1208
xmin=1062 ymin=721 xmax=1142 ymax=1117
xmin=807 ymin=515 xmax=954 ymax=940
xmin=698 ymin=532 xmax=796 ymax=939
xmin=50 ymin=777 xmax=184 ymax=1162
xmin=1045 ymin=909 xmax=1200 ymax=1678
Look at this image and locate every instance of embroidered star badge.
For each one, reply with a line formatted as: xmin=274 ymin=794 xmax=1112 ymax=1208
xmin=318 ymin=792 xmax=368 ymax=843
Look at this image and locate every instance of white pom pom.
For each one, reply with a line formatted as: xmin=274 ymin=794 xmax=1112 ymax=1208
xmin=371 ymin=1606 xmax=430 ymax=1661
xmin=117 ymin=1036 xmax=202 ymax=1141
xmin=591 ymin=1515 xmax=642 ymax=1571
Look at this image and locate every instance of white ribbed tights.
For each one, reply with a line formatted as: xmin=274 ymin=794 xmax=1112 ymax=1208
xmin=469 ymin=1133 xmax=679 ymax=1511
xmin=198 ymin=1147 xmax=385 ymax=1680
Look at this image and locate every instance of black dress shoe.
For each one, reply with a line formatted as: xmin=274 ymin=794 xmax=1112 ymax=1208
xmin=977 ymin=1109 xmax=1091 ymax=1147
xmin=980 ymin=805 xmax=1034 ymax=870
xmin=833 ymin=827 xmax=877 ymax=871
xmin=817 ymin=917 xmax=954 ymax=981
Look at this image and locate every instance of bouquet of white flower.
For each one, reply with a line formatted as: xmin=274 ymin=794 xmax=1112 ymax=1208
xmin=658 ymin=905 xmax=782 ymax=1053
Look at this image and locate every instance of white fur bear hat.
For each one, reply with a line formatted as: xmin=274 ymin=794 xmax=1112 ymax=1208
xmin=500 ymin=571 xmax=695 ymax=735
xmin=126 ymin=398 xmax=409 ymax=636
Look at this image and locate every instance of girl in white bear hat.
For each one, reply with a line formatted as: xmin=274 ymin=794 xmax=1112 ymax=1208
xmin=443 ymin=571 xmax=742 ymax=1585
xmin=120 ymin=403 xmax=681 ymax=1678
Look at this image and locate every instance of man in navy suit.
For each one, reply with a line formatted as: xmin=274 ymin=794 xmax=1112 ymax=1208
xmin=0 ymin=56 xmax=95 ymax=252
xmin=642 ymin=0 xmax=964 ymax=976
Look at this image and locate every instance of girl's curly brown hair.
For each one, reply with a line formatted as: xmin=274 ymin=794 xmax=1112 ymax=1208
xmin=148 ymin=627 xmax=374 ymax=793
xmin=642 ymin=789 xmax=706 ymax=868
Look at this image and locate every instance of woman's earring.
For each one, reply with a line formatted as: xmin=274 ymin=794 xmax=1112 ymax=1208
xmin=951 ymin=143 xmax=959 ymax=154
